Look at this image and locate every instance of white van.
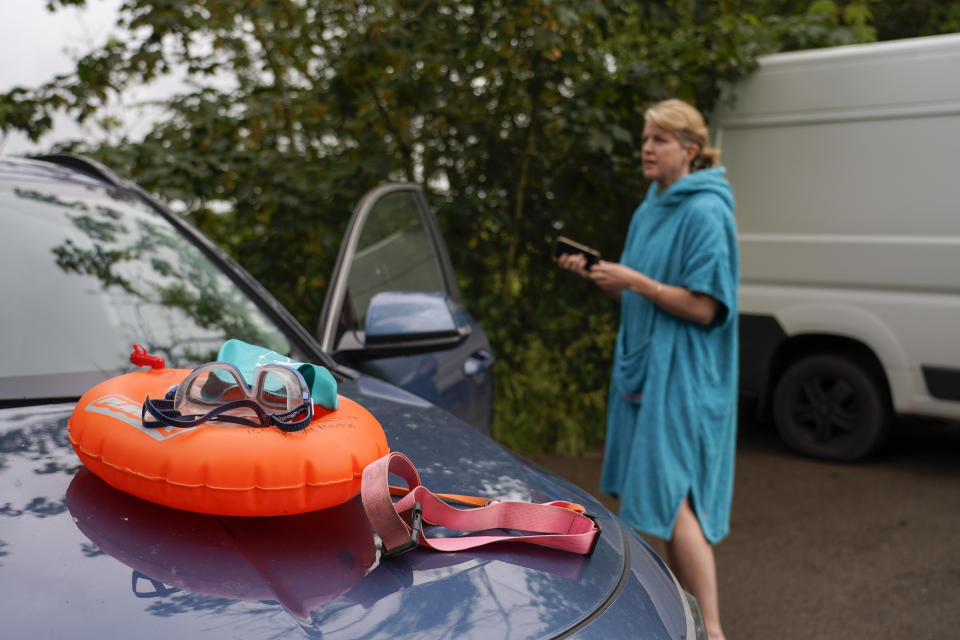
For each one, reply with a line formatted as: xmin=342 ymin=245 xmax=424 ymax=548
xmin=712 ymin=33 xmax=960 ymax=460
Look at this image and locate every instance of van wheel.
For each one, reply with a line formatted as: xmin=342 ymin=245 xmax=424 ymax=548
xmin=772 ymin=354 xmax=890 ymax=461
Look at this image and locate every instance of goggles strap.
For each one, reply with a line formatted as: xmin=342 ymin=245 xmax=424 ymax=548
xmin=142 ymin=397 xmax=271 ymax=429
xmin=268 ymin=404 xmax=313 ymax=432
xmin=142 ymin=396 xmax=312 ymax=432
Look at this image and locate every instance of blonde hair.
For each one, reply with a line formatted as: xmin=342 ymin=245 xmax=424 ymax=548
xmin=644 ymin=99 xmax=720 ymax=171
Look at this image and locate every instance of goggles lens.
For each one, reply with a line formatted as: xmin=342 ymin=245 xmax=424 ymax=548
xmin=174 ymin=362 xmax=310 ymax=420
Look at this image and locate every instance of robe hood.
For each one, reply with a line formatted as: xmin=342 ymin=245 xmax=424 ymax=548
xmin=647 ymin=167 xmax=734 ymax=211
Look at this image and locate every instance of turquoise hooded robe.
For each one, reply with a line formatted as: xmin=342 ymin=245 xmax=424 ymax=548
xmin=601 ymin=167 xmax=739 ymax=544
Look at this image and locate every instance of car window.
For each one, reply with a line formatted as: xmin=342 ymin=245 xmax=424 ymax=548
xmin=0 ymin=161 xmax=291 ymax=400
xmin=343 ymin=189 xmax=447 ymax=331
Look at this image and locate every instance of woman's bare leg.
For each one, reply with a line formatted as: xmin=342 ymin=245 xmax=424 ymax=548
xmin=665 ymin=497 xmax=725 ymax=640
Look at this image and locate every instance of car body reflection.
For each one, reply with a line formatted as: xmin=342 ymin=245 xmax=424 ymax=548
xmin=67 ymin=467 xmax=593 ymax=632
xmin=67 ymin=469 xmax=377 ymax=618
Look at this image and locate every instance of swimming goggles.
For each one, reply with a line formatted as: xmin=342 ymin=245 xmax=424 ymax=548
xmin=142 ymin=361 xmax=313 ymax=432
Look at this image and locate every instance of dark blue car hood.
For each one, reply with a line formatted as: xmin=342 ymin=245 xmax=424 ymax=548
xmin=0 ymin=376 xmax=688 ymax=639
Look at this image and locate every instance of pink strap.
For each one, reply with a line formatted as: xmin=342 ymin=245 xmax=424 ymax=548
xmin=361 ymin=452 xmax=601 ymax=557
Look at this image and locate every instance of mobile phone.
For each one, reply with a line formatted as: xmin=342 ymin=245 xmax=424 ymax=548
xmin=553 ymin=236 xmax=600 ymax=270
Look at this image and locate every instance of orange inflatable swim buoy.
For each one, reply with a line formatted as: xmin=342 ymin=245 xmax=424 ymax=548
xmin=68 ymin=364 xmax=389 ymax=516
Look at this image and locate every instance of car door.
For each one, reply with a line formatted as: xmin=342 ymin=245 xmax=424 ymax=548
xmin=317 ymin=184 xmax=494 ymax=434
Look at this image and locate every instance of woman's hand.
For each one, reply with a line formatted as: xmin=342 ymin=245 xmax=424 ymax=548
xmin=556 ymin=252 xmax=591 ymax=278
xmin=584 ymin=260 xmax=631 ymax=300
xmin=587 ymin=261 xmax=636 ymax=291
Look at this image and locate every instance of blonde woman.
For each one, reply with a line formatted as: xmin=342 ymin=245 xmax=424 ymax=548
xmin=558 ymin=98 xmax=738 ymax=640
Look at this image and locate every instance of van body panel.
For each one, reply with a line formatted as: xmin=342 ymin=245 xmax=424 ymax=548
xmin=740 ymin=235 xmax=959 ymax=291
xmin=714 ymin=33 xmax=960 ymax=434
xmin=741 ymin=284 xmax=960 ymax=419
xmin=713 ymin=33 xmax=960 ymax=127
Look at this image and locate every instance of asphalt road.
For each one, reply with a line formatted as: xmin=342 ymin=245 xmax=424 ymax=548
xmin=528 ymin=404 xmax=960 ymax=639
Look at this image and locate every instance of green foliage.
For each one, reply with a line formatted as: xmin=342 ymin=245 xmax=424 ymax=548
xmin=869 ymin=1 xmax=960 ymax=40
xmin=1 ymin=0 xmax=908 ymax=454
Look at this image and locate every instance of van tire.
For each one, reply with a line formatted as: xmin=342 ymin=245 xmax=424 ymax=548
xmin=772 ymin=354 xmax=891 ymax=461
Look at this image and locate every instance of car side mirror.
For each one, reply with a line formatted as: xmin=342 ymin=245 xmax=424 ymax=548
xmin=362 ymin=291 xmax=470 ymax=355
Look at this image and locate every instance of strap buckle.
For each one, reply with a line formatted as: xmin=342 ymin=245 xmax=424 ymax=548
xmin=381 ymin=502 xmax=423 ymax=559
xmin=584 ymin=513 xmax=602 ymax=556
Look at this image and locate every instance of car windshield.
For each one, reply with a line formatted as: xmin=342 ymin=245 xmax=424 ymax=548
xmin=0 ymin=159 xmax=291 ymax=402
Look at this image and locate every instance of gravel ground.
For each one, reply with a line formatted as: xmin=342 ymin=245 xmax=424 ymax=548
xmin=528 ymin=407 xmax=960 ymax=639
